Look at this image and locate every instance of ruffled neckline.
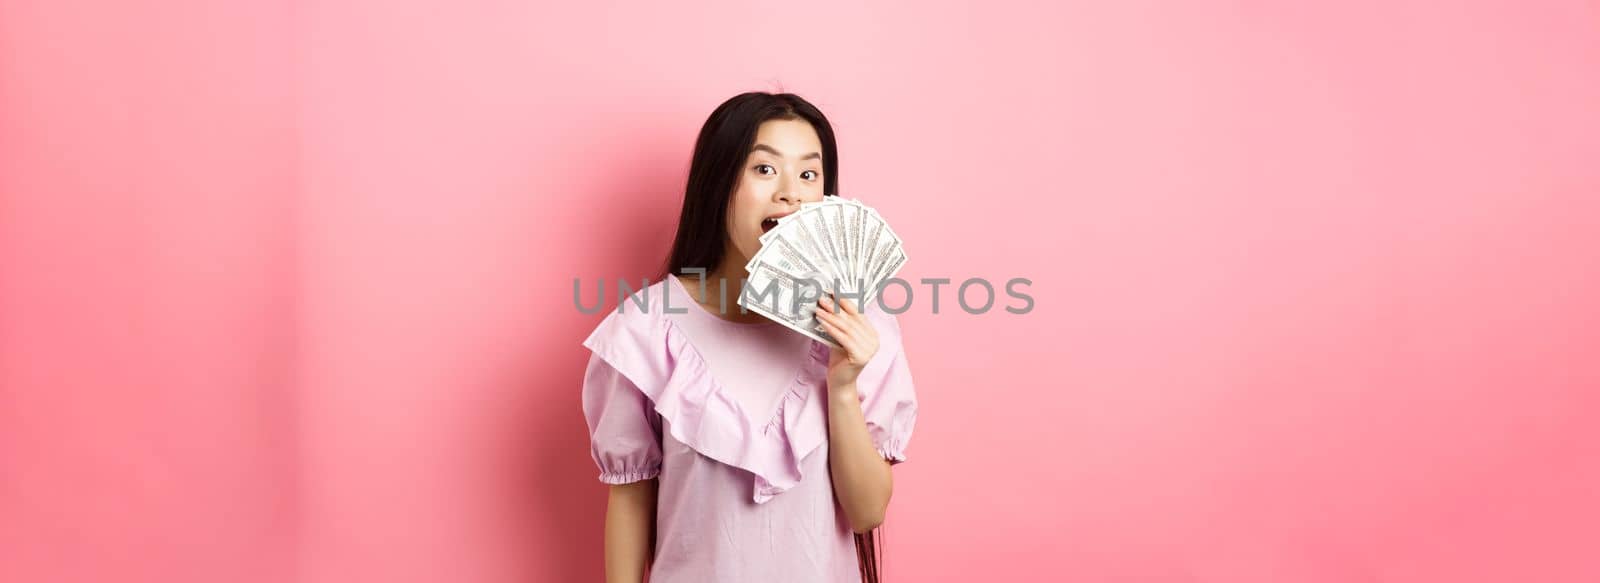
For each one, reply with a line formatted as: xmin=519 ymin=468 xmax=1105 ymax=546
xmin=583 ymin=278 xmax=832 ymax=503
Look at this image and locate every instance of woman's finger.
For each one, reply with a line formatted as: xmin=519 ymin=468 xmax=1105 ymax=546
xmin=818 ymin=296 xmax=877 ymax=355
xmin=843 ymin=315 xmax=877 ymax=355
xmin=834 ymin=306 xmax=870 ymax=339
xmin=818 ymin=318 xmax=859 ymax=355
xmin=829 ymin=309 xmax=871 ymax=342
xmin=837 ymin=313 xmax=868 ymax=341
xmin=817 ymin=309 xmax=853 ymax=339
xmin=815 ymin=307 xmax=842 ymax=328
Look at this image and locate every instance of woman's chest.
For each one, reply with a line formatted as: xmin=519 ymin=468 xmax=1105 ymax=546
xmin=666 ymin=313 xmax=817 ymax=426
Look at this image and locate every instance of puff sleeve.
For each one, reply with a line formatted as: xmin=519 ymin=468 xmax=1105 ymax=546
xmin=855 ymin=309 xmax=920 ymax=465
xmin=580 ymin=350 xmax=663 ymax=484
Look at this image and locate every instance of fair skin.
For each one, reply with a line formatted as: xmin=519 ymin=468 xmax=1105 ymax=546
xmin=605 ymin=118 xmax=894 ymax=582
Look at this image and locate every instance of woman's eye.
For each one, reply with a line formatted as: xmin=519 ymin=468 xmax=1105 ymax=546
xmin=755 ymin=164 xmax=775 ymax=175
xmin=801 ymin=170 xmax=818 ymax=181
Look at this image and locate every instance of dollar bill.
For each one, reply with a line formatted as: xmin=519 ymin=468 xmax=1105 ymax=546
xmin=740 ymin=195 xmax=907 ymax=343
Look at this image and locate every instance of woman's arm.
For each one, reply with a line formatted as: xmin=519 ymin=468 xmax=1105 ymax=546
xmin=815 ymin=295 xmax=894 ymax=533
xmin=604 ymin=479 xmax=656 ymax=583
xmin=827 ymin=382 xmax=894 ymax=533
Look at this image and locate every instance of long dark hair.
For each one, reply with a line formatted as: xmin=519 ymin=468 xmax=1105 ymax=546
xmin=661 ymin=92 xmax=839 ymax=278
xmin=659 ymin=92 xmax=885 ymax=582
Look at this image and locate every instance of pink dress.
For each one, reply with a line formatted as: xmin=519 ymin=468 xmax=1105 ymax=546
xmin=580 ymin=276 xmax=919 ymax=582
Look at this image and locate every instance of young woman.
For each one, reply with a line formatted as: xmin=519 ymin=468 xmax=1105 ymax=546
xmin=580 ymin=92 xmax=919 ymax=582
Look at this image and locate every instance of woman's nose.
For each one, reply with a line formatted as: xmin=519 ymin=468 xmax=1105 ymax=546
xmin=775 ymin=182 xmax=799 ymax=204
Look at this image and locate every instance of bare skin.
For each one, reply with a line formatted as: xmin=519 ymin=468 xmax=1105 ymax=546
xmin=604 ymin=479 xmax=655 ymax=583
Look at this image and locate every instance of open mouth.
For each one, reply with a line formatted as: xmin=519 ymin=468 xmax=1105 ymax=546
xmin=760 ymin=211 xmax=795 ymax=233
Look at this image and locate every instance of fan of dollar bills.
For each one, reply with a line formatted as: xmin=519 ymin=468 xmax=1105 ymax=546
xmin=738 ymin=196 xmax=908 ymax=347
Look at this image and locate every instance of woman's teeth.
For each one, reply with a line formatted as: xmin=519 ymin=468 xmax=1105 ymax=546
xmin=761 ymin=218 xmax=778 ymax=232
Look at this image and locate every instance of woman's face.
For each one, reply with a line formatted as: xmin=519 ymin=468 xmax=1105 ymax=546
xmin=723 ymin=118 xmax=828 ymax=272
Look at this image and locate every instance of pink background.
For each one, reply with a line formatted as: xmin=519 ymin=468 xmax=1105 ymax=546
xmin=3 ymin=1 xmax=1598 ymax=581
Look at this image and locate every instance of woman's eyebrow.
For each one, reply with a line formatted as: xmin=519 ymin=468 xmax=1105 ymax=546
xmin=751 ymin=144 xmax=822 ymax=161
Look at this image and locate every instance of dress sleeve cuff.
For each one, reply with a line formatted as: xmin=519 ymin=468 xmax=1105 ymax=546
xmin=598 ymin=465 xmax=661 ymax=484
xmin=878 ymin=442 xmax=907 ymax=465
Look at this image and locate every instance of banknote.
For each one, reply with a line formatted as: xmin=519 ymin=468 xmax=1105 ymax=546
xmin=740 ymin=195 xmax=908 ymax=344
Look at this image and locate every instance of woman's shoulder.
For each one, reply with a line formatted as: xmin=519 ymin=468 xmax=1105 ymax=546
xmin=580 ymin=278 xmax=676 ymax=352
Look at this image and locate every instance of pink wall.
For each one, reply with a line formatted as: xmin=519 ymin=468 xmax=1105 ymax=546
xmin=0 ymin=1 xmax=299 ymax=581
xmin=4 ymin=1 xmax=1598 ymax=582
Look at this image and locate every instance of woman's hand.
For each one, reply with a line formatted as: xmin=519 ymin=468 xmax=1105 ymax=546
xmin=815 ymin=294 xmax=879 ymax=391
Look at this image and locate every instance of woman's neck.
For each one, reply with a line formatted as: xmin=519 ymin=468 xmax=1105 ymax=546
xmin=676 ymin=254 xmax=767 ymax=324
